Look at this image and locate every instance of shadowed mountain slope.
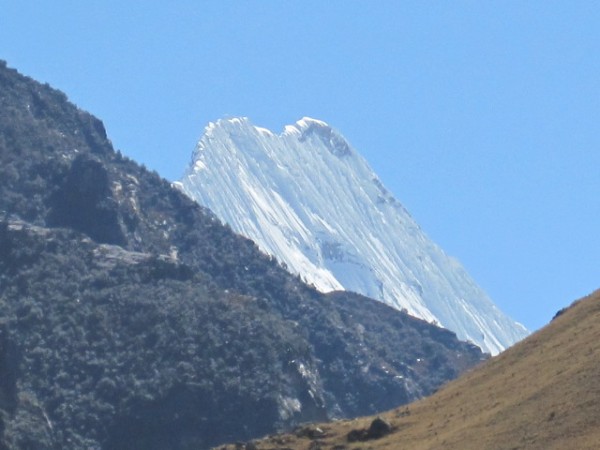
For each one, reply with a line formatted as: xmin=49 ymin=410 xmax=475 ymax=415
xmin=0 ymin=61 xmax=487 ymax=448
xmin=225 ymin=289 xmax=600 ymax=450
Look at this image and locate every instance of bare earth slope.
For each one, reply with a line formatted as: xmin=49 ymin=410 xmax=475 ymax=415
xmin=222 ymin=289 xmax=600 ymax=450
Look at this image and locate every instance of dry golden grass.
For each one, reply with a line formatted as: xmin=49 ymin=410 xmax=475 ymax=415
xmin=219 ymin=289 xmax=600 ymax=450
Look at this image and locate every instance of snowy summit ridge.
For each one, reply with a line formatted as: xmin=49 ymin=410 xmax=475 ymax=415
xmin=178 ymin=117 xmax=529 ymax=354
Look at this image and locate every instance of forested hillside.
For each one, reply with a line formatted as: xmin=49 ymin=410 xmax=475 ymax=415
xmin=0 ymin=61 xmax=486 ymax=449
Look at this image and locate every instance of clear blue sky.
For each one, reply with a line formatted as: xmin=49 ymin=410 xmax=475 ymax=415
xmin=1 ymin=1 xmax=598 ymax=332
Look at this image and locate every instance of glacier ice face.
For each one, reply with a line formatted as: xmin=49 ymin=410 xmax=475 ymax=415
xmin=177 ymin=117 xmax=529 ymax=355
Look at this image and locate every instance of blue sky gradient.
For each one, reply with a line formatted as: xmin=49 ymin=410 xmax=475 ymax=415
xmin=1 ymin=1 xmax=598 ymax=331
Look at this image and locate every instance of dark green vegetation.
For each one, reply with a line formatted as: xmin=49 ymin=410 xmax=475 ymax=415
xmin=0 ymin=61 xmax=486 ymax=449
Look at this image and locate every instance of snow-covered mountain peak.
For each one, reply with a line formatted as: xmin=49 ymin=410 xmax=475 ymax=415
xmin=282 ymin=116 xmax=330 ymax=135
xmin=203 ymin=116 xmax=352 ymax=159
xmin=297 ymin=116 xmax=329 ymax=128
xmin=178 ymin=117 xmax=529 ymax=354
xmin=287 ymin=117 xmax=353 ymax=158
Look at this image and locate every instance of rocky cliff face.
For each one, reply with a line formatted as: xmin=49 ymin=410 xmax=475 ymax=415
xmin=0 ymin=61 xmax=486 ymax=449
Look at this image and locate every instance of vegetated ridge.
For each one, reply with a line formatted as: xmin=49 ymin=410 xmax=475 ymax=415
xmin=219 ymin=289 xmax=600 ymax=450
xmin=178 ymin=117 xmax=528 ymax=355
xmin=0 ymin=61 xmax=486 ymax=449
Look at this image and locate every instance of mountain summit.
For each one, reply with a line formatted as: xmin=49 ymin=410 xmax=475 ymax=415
xmin=178 ymin=117 xmax=528 ymax=354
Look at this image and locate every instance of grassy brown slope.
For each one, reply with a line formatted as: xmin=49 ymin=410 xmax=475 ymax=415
xmin=225 ymin=289 xmax=600 ymax=450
